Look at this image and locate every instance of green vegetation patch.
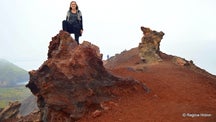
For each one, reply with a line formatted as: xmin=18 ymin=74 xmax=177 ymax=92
xmin=0 ymin=85 xmax=31 ymax=108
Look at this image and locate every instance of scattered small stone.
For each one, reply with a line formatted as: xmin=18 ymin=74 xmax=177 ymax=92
xmin=91 ymin=110 xmax=102 ymax=118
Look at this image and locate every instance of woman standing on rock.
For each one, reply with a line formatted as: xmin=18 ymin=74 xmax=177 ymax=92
xmin=62 ymin=1 xmax=83 ymax=44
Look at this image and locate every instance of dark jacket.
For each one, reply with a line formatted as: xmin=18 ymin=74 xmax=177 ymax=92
xmin=66 ymin=10 xmax=83 ymax=30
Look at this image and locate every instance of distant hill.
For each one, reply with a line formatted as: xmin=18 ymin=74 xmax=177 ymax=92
xmin=0 ymin=59 xmax=29 ymax=87
xmin=0 ymin=85 xmax=31 ymax=108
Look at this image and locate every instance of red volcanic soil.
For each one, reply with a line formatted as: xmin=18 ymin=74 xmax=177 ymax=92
xmin=79 ymin=48 xmax=216 ymax=122
xmin=3 ymin=47 xmax=216 ymax=122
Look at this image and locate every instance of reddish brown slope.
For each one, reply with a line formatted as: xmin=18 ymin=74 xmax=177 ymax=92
xmin=2 ymin=27 xmax=216 ymax=122
xmin=79 ymin=48 xmax=216 ymax=122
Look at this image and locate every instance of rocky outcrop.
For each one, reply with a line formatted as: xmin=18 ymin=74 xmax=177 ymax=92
xmin=0 ymin=95 xmax=39 ymax=122
xmin=26 ymin=31 xmax=147 ymax=121
xmin=0 ymin=101 xmax=21 ymax=121
xmin=138 ymin=26 xmax=165 ymax=63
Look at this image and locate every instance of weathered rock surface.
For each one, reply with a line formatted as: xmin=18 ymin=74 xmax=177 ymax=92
xmin=138 ymin=26 xmax=164 ymax=63
xmin=0 ymin=95 xmax=39 ymax=122
xmin=2 ymin=26 xmax=216 ymax=122
xmin=26 ymin=31 xmax=146 ymax=121
xmin=0 ymin=101 xmax=21 ymax=121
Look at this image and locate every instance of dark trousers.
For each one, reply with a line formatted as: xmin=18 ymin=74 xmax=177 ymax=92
xmin=62 ymin=20 xmax=80 ymax=44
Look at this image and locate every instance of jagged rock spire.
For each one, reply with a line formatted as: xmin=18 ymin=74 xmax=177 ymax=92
xmin=138 ymin=26 xmax=165 ymax=63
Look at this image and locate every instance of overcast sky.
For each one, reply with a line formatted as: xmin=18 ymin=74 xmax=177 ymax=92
xmin=0 ymin=0 xmax=215 ymax=75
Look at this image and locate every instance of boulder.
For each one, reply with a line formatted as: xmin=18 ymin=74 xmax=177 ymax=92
xmin=0 ymin=101 xmax=21 ymax=121
xmin=138 ymin=26 xmax=164 ymax=63
xmin=26 ymin=31 xmax=147 ymax=121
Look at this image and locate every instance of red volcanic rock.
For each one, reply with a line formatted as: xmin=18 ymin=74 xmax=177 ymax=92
xmin=26 ymin=31 xmax=147 ymax=121
xmin=91 ymin=110 xmax=102 ymax=118
xmin=0 ymin=101 xmax=21 ymax=121
xmin=3 ymin=27 xmax=216 ymax=122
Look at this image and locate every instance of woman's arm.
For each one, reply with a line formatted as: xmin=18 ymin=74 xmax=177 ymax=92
xmin=66 ymin=11 xmax=70 ymax=21
xmin=80 ymin=15 xmax=83 ymax=30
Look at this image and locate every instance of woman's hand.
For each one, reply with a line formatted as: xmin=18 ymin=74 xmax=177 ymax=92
xmin=80 ymin=29 xmax=83 ymax=34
